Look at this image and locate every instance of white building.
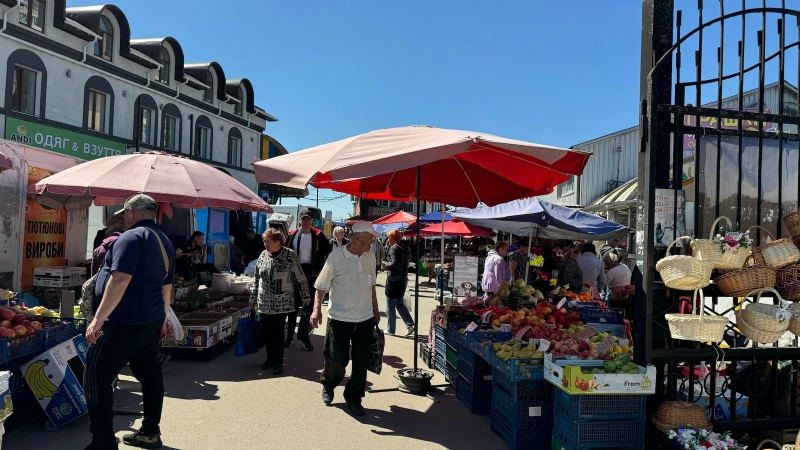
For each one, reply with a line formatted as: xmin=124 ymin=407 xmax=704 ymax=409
xmin=0 ymin=1 xmax=276 ymax=291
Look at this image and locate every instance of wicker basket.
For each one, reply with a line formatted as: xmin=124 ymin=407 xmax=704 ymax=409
xmin=739 ymin=288 xmax=792 ymax=333
xmin=784 ymin=211 xmax=800 ymax=239
xmin=650 ymin=401 xmax=713 ymax=432
xmin=788 ymin=303 xmax=800 ymax=335
xmin=748 ymin=225 xmax=800 ymax=269
xmin=776 ymin=265 xmax=800 ymax=301
xmin=665 ymin=289 xmax=728 ymax=342
xmin=715 ymin=255 xmax=776 ymax=297
xmin=691 ymin=216 xmax=750 ymax=270
xmin=736 ymin=310 xmax=786 ymax=344
xmin=756 ymin=435 xmax=800 ymax=450
xmin=656 ymin=236 xmax=713 ymax=290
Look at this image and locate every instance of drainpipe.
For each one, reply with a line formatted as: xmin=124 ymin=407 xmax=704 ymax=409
xmin=145 ymin=65 xmax=163 ymax=87
xmin=1 ymin=0 xmax=21 ymax=33
xmin=175 ymin=79 xmax=189 ymax=99
xmin=82 ymin=37 xmax=98 ymax=63
xmin=188 ymin=114 xmax=194 ymax=158
xmin=615 ymin=143 xmax=622 ymax=188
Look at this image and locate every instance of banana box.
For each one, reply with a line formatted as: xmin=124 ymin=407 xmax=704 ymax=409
xmin=21 ymin=336 xmax=89 ymax=427
xmin=0 ymin=371 xmax=11 ymax=422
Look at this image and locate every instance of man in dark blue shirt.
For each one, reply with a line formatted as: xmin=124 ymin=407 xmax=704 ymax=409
xmin=85 ymin=194 xmax=175 ymax=450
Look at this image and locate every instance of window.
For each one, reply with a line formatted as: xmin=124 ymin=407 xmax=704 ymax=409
xmin=234 ymin=86 xmax=243 ymax=116
xmin=157 ymin=47 xmax=170 ymax=85
xmin=196 ymin=126 xmax=211 ymax=158
xmin=557 ymin=175 xmax=575 ymax=198
xmin=11 ymin=66 xmax=37 ymax=115
xmin=87 ymin=90 xmax=107 ymax=133
xmin=162 ymin=115 xmax=179 ymax=151
xmin=139 ymin=107 xmax=154 ymax=145
xmin=228 ymin=135 xmax=241 ymax=166
xmin=202 ymin=70 xmax=213 ymax=103
xmin=95 ymin=17 xmax=113 ymax=61
xmin=19 ymin=0 xmax=45 ymax=32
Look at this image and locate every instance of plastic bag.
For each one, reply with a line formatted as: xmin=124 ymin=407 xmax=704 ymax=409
xmin=165 ymin=307 xmax=184 ymax=341
xmin=235 ymin=311 xmax=263 ymax=357
xmin=244 ymin=260 xmax=257 ymax=277
xmin=368 ymin=325 xmax=385 ymax=375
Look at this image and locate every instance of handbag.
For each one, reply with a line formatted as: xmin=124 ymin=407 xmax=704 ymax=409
xmin=235 ymin=310 xmax=263 ymax=356
xmin=368 ymin=324 xmax=385 ymax=375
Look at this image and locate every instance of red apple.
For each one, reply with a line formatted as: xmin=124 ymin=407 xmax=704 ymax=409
xmin=541 ymin=307 xmax=552 ymax=316
xmin=0 ymin=309 xmax=14 ymax=321
xmin=12 ymin=314 xmax=26 ymax=325
xmin=12 ymin=325 xmax=26 ymax=336
xmin=20 ymin=320 xmax=31 ymax=328
xmin=30 ymin=321 xmax=42 ymax=331
xmin=0 ymin=328 xmax=14 ymax=338
xmin=0 ymin=320 xmax=11 ymax=329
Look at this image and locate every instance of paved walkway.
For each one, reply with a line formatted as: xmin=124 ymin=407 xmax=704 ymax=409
xmin=5 ymin=273 xmax=507 ymax=450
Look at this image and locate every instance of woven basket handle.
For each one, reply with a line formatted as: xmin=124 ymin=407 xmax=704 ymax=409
xmin=743 ymin=287 xmax=784 ymax=305
xmin=747 ymin=225 xmax=776 ymax=243
xmin=709 ymin=216 xmax=734 ymax=240
xmin=755 ymin=439 xmax=783 ymax=450
xmin=666 ymin=236 xmax=695 ymax=255
xmin=693 ymin=288 xmax=706 ymax=321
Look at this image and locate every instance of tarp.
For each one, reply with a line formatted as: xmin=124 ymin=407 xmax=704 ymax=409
xmin=419 ymin=210 xmax=454 ymax=222
xmin=451 ymin=198 xmax=628 ymax=241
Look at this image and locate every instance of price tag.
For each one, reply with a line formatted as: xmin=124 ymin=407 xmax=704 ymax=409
xmin=500 ymin=324 xmax=512 ymax=333
xmin=571 ymin=326 xmax=599 ymax=341
xmin=465 ymin=322 xmax=478 ymax=332
xmin=514 ymin=326 xmax=531 ymax=340
xmin=537 ymin=339 xmax=550 ymax=352
xmin=480 ymin=310 xmax=493 ymax=323
xmin=594 ymin=335 xmax=616 ymax=356
xmin=556 ymin=297 xmax=567 ymax=309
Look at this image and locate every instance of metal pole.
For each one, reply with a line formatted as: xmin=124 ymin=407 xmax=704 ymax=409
xmin=524 ymin=226 xmax=533 ymax=284
xmin=413 ymin=166 xmax=421 ymax=372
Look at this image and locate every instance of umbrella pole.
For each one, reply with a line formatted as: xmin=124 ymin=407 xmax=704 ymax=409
xmin=439 ymin=205 xmax=445 ymax=302
xmin=524 ymin=226 xmax=533 ymax=284
xmin=413 ymin=166 xmax=421 ymax=372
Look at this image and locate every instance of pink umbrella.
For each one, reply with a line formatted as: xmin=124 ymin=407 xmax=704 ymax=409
xmin=419 ymin=219 xmax=494 ymax=237
xmin=30 ymin=152 xmax=271 ymax=212
xmin=371 ymin=210 xmax=417 ymax=225
xmin=0 ymin=151 xmax=11 ymax=173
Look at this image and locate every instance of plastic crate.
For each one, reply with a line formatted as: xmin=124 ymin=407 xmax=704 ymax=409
xmin=446 ymin=344 xmax=459 ymax=368
xmin=448 ymin=326 xmax=467 ymax=351
xmin=0 ymin=331 xmax=44 ymax=363
xmin=468 ymin=330 xmax=513 ymax=357
xmin=456 ymin=356 xmax=492 ymax=414
xmin=581 ymin=308 xmax=625 ymax=325
xmin=552 ymin=435 xmax=644 ymax=450
xmin=553 ymin=416 xmax=645 ymax=450
xmin=493 ymin=370 xmax=553 ymax=402
xmin=435 ymin=323 xmax=446 ymax=340
xmin=42 ymin=321 xmax=75 ymax=348
xmin=492 ymin=379 xmax=554 ymax=430
xmin=491 ymin=348 xmax=544 ymax=381
xmin=445 ymin=361 xmax=457 ymax=384
xmin=554 ymin=389 xmax=647 ymax=422
xmin=419 ymin=342 xmax=433 ymax=368
xmin=490 ymin=406 xmax=552 ymax=450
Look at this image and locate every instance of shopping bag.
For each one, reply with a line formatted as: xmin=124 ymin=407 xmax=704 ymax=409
xmin=368 ymin=325 xmax=385 ymax=375
xmin=235 ymin=311 xmax=263 ymax=357
xmin=165 ymin=307 xmax=184 ymax=341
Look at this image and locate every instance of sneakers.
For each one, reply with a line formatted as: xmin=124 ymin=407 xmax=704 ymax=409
xmin=272 ymin=363 xmax=283 ymax=375
xmin=348 ymin=402 xmax=366 ymax=417
xmin=122 ymin=431 xmax=162 ymax=449
xmin=285 ymin=337 xmax=294 ymax=348
xmin=404 ymin=325 xmax=416 ymax=337
xmin=321 ymin=388 xmax=334 ymax=405
xmin=261 ymin=359 xmax=275 ymax=370
xmin=299 ymin=340 xmax=314 ymax=351
xmin=156 ymin=353 xmax=170 ymax=366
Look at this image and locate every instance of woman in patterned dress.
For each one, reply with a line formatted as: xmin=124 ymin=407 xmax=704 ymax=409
xmin=250 ymin=228 xmax=311 ymax=374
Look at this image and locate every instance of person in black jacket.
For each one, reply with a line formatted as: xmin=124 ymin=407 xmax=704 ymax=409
xmin=284 ymin=208 xmax=333 ymax=350
xmin=381 ymin=229 xmax=415 ymax=336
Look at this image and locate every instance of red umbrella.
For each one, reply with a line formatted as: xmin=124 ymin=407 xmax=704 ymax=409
xmin=372 ymin=210 xmax=417 ymax=225
xmin=30 ymin=152 xmax=271 ymax=212
xmin=419 ymin=219 xmax=494 ymax=237
xmin=0 ymin=150 xmax=11 ymax=173
xmin=254 ymin=125 xmax=591 ymax=207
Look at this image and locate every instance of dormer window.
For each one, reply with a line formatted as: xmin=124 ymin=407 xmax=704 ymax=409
xmin=157 ymin=46 xmax=170 ymax=85
xmin=19 ymin=0 xmax=45 ymax=32
xmin=95 ymin=17 xmax=113 ymax=61
xmin=202 ymin=70 xmax=213 ymax=103
xmin=234 ymin=86 xmax=243 ymax=116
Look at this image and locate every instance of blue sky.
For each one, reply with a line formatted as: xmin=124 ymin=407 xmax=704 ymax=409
xmin=70 ymin=0 xmax=645 ymax=219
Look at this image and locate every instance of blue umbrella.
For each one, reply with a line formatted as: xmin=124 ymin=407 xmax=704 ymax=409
xmin=419 ymin=210 xmax=454 ymax=222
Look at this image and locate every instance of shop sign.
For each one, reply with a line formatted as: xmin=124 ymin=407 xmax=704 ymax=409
xmin=682 ymin=107 xmax=773 ymax=152
xmin=453 ymin=255 xmax=479 ymax=297
xmin=22 ymin=166 xmax=68 ymax=291
xmin=654 ymin=189 xmax=687 ymax=248
xmin=368 ymin=207 xmax=400 ymax=218
xmin=5 ymin=117 xmax=127 ymax=160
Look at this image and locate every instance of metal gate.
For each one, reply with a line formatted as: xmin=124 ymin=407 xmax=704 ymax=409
xmin=639 ymin=0 xmax=800 ymax=432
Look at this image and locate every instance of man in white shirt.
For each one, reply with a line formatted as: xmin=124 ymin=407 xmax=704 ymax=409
xmin=311 ymin=221 xmax=381 ymax=417
xmin=577 ymin=242 xmax=607 ymax=293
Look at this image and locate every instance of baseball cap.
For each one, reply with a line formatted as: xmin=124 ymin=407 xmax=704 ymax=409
xmin=351 ymin=220 xmax=380 ymax=237
xmin=298 ymin=208 xmax=312 ymax=219
xmin=114 ymin=193 xmax=158 ymax=215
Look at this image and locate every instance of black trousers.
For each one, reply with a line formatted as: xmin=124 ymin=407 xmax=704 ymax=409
xmin=287 ymin=276 xmax=315 ymax=342
xmin=321 ymin=318 xmax=375 ymax=404
xmin=261 ymin=313 xmax=288 ymax=364
xmin=84 ymin=319 xmax=164 ymax=446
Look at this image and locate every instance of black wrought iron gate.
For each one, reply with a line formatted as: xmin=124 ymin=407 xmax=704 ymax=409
xmin=639 ymin=0 xmax=800 ymax=433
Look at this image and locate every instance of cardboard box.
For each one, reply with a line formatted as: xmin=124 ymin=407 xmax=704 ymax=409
xmin=162 ymin=318 xmax=220 ymax=348
xmin=33 ymin=267 xmax=86 ymax=288
xmin=544 ymin=353 xmax=656 ymax=395
xmin=680 ymin=389 xmax=749 ymax=420
xmin=178 ymin=312 xmax=233 ymax=339
xmin=21 ymin=336 xmax=89 ymax=428
xmin=0 ymin=371 xmax=12 ymax=422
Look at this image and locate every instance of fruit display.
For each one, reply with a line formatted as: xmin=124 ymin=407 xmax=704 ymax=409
xmin=0 ymin=304 xmax=67 ymax=338
xmin=476 ymin=302 xmax=584 ymax=339
xmin=579 ymin=355 xmax=646 ymax=375
xmin=489 ymin=339 xmax=545 ymax=361
xmin=485 ymin=279 xmax=544 ymax=309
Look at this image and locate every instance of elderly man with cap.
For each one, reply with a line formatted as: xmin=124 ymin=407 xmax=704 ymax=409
xmin=285 ymin=207 xmax=332 ymax=351
xmin=84 ymin=194 xmax=176 ymax=450
xmin=311 ymin=220 xmax=381 ymax=417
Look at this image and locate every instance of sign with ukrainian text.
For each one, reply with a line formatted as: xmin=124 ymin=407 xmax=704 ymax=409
xmin=682 ymin=107 xmax=773 ymax=153
xmin=22 ymin=166 xmax=67 ymax=291
xmin=5 ymin=117 xmax=127 ymax=160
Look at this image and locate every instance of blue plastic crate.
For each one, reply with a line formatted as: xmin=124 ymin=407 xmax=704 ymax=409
xmin=554 ymin=389 xmax=647 ymax=422
xmin=490 ymin=406 xmax=552 ymax=450
xmin=448 ymin=326 xmax=467 ymax=351
xmin=435 ymin=323 xmax=446 ymax=340
xmin=468 ymin=330 xmax=513 ymax=358
xmin=456 ymin=365 xmax=492 ymax=414
xmin=492 ymin=379 xmax=554 ymax=430
xmin=493 ymin=370 xmax=553 ymax=402
xmin=446 ymin=344 xmax=459 ymax=368
xmin=0 ymin=331 xmax=44 ymax=363
xmin=445 ymin=361 xmax=457 ymax=384
xmin=553 ymin=416 xmax=645 ymax=450
xmin=42 ymin=321 xmax=75 ymax=348
xmin=581 ymin=308 xmax=625 ymax=325
xmin=491 ymin=347 xmax=544 ymax=381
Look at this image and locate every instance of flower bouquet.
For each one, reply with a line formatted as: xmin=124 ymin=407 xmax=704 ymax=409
xmin=667 ymin=427 xmax=746 ymax=450
xmin=691 ymin=217 xmax=753 ymax=270
xmin=713 ymin=226 xmax=751 ymax=255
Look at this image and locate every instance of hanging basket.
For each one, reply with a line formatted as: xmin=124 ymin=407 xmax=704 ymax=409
xmin=736 ymin=310 xmax=787 ymax=344
xmin=734 ymin=288 xmax=791 ymax=344
xmin=783 ymin=211 xmax=800 ymax=240
xmin=691 ymin=216 xmax=750 ymax=270
xmin=756 ymin=433 xmax=800 ymax=450
xmin=748 ymin=225 xmax=800 ymax=269
xmin=665 ymin=289 xmax=728 ymax=342
xmin=788 ymin=303 xmax=800 ymax=336
xmin=656 ymin=236 xmax=713 ymax=291
xmin=715 ymin=255 xmax=776 ymax=298
xmin=776 ymin=264 xmax=800 ymax=301
xmin=650 ymin=401 xmax=713 ymax=433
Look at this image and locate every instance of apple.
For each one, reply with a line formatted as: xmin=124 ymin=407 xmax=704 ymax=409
xmin=20 ymin=320 xmax=31 ymax=328
xmin=0 ymin=309 xmax=14 ymax=321
xmin=12 ymin=325 xmax=26 ymax=336
xmin=492 ymin=319 xmax=500 ymax=327
xmin=541 ymin=307 xmax=552 ymax=316
xmin=512 ymin=319 xmax=521 ymax=327
xmin=12 ymin=314 xmax=26 ymax=325
xmin=560 ymin=307 xmax=568 ymax=314
xmin=0 ymin=328 xmax=14 ymax=338
xmin=0 ymin=320 xmax=10 ymax=329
